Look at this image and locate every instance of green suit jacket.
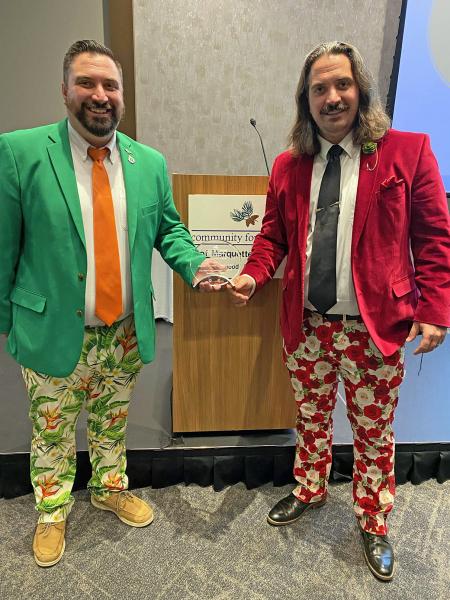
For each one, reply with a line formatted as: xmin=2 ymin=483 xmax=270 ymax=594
xmin=0 ymin=119 xmax=203 ymax=376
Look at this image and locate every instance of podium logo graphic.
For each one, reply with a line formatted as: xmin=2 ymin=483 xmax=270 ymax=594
xmin=230 ymin=201 xmax=259 ymax=227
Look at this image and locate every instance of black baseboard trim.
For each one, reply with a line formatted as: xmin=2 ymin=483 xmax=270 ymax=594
xmin=1 ymin=443 xmax=449 ymax=499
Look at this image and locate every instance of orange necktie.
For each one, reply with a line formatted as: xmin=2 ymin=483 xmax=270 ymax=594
xmin=88 ymin=147 xmax=123 ymax=326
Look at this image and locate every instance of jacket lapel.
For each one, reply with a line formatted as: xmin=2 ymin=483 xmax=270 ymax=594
xmin=296 ymin=153 xmax=314 ymax=241
xmin=352 ymin=138 xmax=385 ymax=252
xmin=47 ymin=120 xmax=86 ymax=248
xmin=117 ymin=134 xmax=139 ymax=252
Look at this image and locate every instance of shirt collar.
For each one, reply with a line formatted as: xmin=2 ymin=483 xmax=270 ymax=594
xmin=68 ymin=121 xmax=117 ymax=164
xmin=317 ymin=131 xmax=359 ymax=161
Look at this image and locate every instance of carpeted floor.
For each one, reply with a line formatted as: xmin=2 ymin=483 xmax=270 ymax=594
xmin=0 ymin=480 xmax=449 ymax=600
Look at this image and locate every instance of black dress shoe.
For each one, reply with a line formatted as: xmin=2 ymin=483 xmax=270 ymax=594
xmin=360 ymin=529 xmax=395 ymax=581
xmin=267 ymin=493 xmax=326 ymax=526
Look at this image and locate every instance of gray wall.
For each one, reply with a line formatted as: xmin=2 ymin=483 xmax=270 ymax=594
xmin=0 ymin=0 xmax=104 ymax=133
xmin=133 ymin=0 xmax=402 ymax=176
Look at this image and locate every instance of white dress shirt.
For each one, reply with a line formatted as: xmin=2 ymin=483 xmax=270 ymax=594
xmin=68 ymin=123 xmax=132 ymax=326
xmin=304 ymin=132 xmax=360 ymax=315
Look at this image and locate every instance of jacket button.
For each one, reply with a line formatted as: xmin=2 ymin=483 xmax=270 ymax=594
xmin=76 ymin=309 xmax=83 ymax=317
xmin=78 ymin=273 xmax=85 ymax=281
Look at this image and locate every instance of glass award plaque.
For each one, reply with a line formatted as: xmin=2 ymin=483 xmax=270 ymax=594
xmin=191 ymin=241 xmax=245 ymax=288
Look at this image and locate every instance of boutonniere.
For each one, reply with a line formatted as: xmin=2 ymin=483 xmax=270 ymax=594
xmin=362 ymin=141 xmax=377 ymax=154
xmin=362 ymin=141 xmax=378 ymax=171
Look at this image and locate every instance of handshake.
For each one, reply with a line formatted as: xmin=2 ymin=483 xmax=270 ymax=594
xmin=192 ymin=257 xmax=255 ymax=307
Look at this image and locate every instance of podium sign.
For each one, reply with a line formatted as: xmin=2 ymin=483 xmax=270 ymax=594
xmin=189 ymin=193 xmax=285 ymax=280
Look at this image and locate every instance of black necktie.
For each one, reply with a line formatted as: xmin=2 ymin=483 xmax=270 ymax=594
xmin=308 ymin=144 xmax=343 ymax=314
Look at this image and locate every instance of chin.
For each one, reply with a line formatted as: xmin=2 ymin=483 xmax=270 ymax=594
xmin=84 ymin=116 xmax=116 ymax=139
xmin=89 ymin=115 xmax=112 ymax=128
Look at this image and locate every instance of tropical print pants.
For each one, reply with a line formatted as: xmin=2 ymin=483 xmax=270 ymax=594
xmin=22 ymin=315 xmax=143 ymax=523
xmin=284 ymin=311 xmax=405 ymax=535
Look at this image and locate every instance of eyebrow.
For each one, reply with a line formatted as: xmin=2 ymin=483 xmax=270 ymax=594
xmin=310 ymin=76 xmax=353 ymax=87
xmin=74 ymin=76 xmax=119 ymax=85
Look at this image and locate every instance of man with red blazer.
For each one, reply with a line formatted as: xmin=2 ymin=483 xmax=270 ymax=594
xmin=229 ymin=41 xmax=450 ymax=581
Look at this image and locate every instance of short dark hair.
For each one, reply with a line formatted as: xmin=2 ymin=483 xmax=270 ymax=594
xmin=63 ymin=40 xmax=122 ymax=84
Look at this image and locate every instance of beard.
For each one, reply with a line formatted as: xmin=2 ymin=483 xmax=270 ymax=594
xmin=75 ymin=101 xmax=122 ymax=138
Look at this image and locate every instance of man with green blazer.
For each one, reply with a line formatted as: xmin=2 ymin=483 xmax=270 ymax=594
xmin=0 ymin=40 xmax=212 ymax=567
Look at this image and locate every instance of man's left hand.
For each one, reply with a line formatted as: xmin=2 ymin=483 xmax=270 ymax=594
xmin=406 ymin=322 xmax=447 ymax=354
xmin=192 ymin=258 xmax=227 ymax=291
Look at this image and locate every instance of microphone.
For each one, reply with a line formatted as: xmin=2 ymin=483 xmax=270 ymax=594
xmin=250 ymin=118 xmax=270 ymax=176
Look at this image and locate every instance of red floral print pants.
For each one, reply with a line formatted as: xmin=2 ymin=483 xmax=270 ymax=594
xmin=284 ymin=311 xmax=404 ymax=535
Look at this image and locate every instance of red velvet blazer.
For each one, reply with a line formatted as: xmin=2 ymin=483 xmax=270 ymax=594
xmin=242 ymin=129 xmax=450 ymax=356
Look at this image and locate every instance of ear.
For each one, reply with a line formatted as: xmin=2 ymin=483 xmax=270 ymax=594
xmin=61 ymin=82 xmax=68 ymax=105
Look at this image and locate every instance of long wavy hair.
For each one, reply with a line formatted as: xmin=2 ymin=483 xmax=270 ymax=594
xmin=288 ymin=41 xmax=391 ymax=155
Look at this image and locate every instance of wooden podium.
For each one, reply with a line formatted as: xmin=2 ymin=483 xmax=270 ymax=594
xmin=172 ymin=174 xmax=296 ymax=432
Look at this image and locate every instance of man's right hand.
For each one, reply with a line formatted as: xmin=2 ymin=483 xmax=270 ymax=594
xmin=227 ymin=275 xmax=255 ymax=307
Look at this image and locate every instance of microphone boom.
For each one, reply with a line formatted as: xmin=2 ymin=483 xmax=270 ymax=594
xmin=250 ymin=118 xmax=270 ymax=176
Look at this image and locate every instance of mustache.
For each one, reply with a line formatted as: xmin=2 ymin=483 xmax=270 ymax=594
xmin=83 ymin=101 xmax=113 ymax=112
xmin=320 ymin=102 xmax=349 ymax=115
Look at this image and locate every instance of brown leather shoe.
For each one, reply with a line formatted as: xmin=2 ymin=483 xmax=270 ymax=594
xmin=33 ymin=521 xmax=66 ymax=567
xmin=91 ymin=491 xmax=154 ymax=527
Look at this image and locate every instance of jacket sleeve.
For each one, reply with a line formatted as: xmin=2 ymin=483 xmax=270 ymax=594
xmin=410 ymin=134 xmax=450 ymax=327
xmin=0 ymin=135 xmax=22 ymax=332
xmin=240 ymin=155 xmax=288 ymax=290
xmin=153 ymin=156 xmax=204 ymax=285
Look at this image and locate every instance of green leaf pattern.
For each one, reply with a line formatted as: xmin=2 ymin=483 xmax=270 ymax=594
xmin=22 ymin=315 xmax=142 ymax=523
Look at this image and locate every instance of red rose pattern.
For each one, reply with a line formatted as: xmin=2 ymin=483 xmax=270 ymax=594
xmin=284 ymin=313 xmax=404 ymax=535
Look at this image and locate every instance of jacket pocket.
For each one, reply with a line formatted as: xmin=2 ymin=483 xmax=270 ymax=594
xmin=10 ymin=286 xmax=47 ymax=313
xmin=379 ymin=177 xmax=405 ymax=197
xmin=141 ymin=202 xmax=159 ymax=216
xmin=392 ymin=273 xmax=415 ymax=298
